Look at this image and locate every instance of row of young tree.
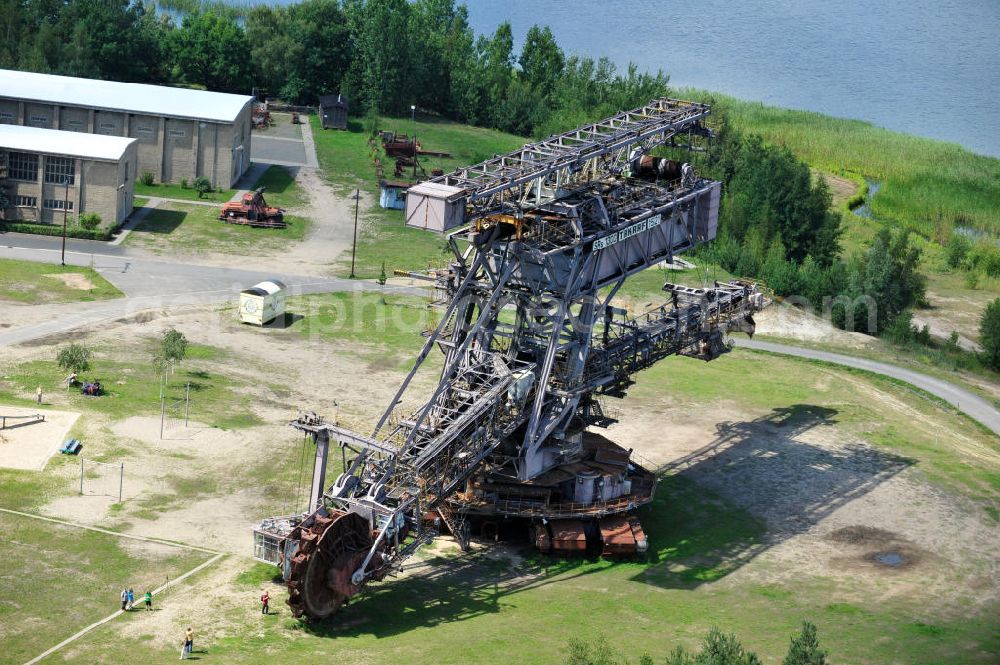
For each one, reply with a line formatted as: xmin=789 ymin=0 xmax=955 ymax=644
xmin=0 ymin=0 xmax=668 ymax=138
xmin=566 ymin=622 xmax=828 ymax=665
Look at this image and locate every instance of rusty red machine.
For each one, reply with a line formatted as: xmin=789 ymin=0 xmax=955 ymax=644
xmin=219 ymin=187 xmax=285 ymax=228
xmin=253 ymin=98 xmax=765 ymax=619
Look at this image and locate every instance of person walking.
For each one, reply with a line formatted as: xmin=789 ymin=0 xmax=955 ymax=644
xmin=179 ymin=627 xmax=193 ymax=659
xmin=120 ymin=588 xmax=128 ymax=611
xmin=143 ymin=590 xmax=152 ymax=611
xmin=127 ymin=588 xmax=134 ymax=610
xmin=36 ymin=386 xmax=42 ymax=404
xmin=260 ymin=590 xmax=270 ymax=615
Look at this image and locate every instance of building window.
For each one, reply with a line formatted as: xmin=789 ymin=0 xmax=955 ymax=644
xmin=29 ymin=114 xmax=48 ymax=124
xmin=44 ymin=156 xmax=75 ymax=185
xmin=8 ymin=152 xmax=38 ymax=181
xmin=136 ymin=125 xmax=153 ymax=135
xmin=0 ymin=111 xmax=13 ymax=123
xmin=15 ymin=195 xmax=37 ymax=207
xmin=66 ymin=120 xmax=84 ymax=128
xmin=168 ymin=129 xmax=186 ymax=138
xmin=43 ymin=199 xmax=74 ymax=211
xmin=99 ymin=122 xmax=115 ymax=130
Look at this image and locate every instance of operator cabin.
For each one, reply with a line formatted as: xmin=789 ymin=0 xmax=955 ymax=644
xmin=0 ymin=69 xmax=254 ymax=188
xmin=0 ymin=124 xmax=137 ymax=232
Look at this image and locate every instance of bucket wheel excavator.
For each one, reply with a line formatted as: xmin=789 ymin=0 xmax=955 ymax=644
xmin=252 ymin=98 xmax=766 ymax=619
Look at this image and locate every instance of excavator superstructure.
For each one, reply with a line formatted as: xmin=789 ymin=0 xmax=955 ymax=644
xmin=252 ymin=98 xmax=765 ymax=619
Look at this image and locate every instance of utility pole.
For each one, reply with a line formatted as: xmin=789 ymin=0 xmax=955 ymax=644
xmin=61 ymin=175 xmax=70 ymax=266
xmin=349 ymin=189 xmax=359 ymax=279
xmin=410 ymin=105 xmax=417 ymax=180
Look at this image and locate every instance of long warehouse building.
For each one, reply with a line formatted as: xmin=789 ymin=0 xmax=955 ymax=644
xmin=0 ymin=69 xmax=253 ymax=188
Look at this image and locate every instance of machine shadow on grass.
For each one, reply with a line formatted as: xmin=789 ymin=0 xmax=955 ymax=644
xmin=298 ymin=547 xmax=606 ymax=640
xmin=633 ymin=404 xmax=914 ymax=588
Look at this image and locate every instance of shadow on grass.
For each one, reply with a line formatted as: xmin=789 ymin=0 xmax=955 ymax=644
xmin=134 ymin=209 xmax=187 ymax=235
xmin=633 ymin=404 xmax=914 ymax=588
xmin=260 ymin=312 xmax=304 ymax=329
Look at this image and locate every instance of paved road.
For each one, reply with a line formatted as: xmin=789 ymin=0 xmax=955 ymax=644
xmin=0 ymin=237 xmax=421 ymax=347
xmin=735 ymin=339 xmax=1000 ymax=436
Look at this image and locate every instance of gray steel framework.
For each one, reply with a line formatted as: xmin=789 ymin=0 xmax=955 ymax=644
xmin=255 ymin=98 xmax=766 ymax=617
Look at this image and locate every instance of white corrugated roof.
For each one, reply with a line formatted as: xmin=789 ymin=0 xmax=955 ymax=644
xmin=0 ymin=124 xmax=135 ymax=161
xmin=0 ymin=69 xmax=252 ymax=123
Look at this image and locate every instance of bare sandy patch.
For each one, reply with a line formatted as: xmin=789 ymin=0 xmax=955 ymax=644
xmin=814 ymin=169 xmax=859 ymax=208
xmin=44 ymin=272 xmax=95 ymax=290
xmin=0 ymin=406 xmax=80 ymax=470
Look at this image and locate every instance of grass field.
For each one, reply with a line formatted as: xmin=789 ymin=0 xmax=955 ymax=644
xmin=310 ymin=114 xmax=523 ymax=278
xmin=253 ymin=165 xmax=306 ymax=209
xmin=18 ymin=347 xmax=995 ymax=665
xmin=134 ymin=180 xmax=238 ymax=204
xmin=0 ymin=302 xmax=996 ymax=663
xmin=0 ymin=258 xmax=123 ymax=305
xmin=124 ymin=201 xmax=310 ymax=256
xmin=0 ymin=512 xmax=211 ymax=665
xmin=0 ymin=342 xmax=261 ymax=429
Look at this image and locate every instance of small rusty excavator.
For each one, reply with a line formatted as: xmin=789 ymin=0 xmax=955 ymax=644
xmin=219 ymin=187 xmax=285 ymax=228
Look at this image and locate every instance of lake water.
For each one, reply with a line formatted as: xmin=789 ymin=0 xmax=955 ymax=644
xmin=230 ymin=0 xmax=999 ymax=157
xmin=463 ymin=0 xmax=1000 ymax=157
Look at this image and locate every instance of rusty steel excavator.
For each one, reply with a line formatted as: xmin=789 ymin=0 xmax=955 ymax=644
xmin=252 ymin=98 xmax=766 ymax=619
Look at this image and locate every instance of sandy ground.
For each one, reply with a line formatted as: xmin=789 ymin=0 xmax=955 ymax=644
xmin=44 ymin=272 xmax=95 ymax=290
xmin=754 ymin=299 xmax=876 ymax=348
xmin=814 ymin=170 xmax=859 ymax=208
xmin=0 ymin=406 xmax=80 ymax=470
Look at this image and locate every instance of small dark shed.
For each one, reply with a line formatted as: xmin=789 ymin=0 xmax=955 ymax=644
xmin=319 ymin=94 xmax=349 ymax=130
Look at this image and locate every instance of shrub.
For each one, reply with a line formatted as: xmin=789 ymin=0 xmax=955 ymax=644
xmin=78 ymin=212 xmax=101 ymax=230
xmin=783 ymin=621 xmax=828 ymax=665
xmin=140 ymin=171 xmax=155 ymax=186
xmin=193 ymin=176 xmax=213 ymax=198
xmin=945 ymin=233 xmax=971 ymax=268
xmin=180 ymin=177 xmax=189 ymax=189
xmin=980 ymin=298 xmax=1000 ymax=371
xmin=57 ymin=343 xmax=92 ymax=374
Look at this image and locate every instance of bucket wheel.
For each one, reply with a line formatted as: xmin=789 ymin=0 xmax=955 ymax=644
xmin=286 ymin=511 xmax=374 ymax=619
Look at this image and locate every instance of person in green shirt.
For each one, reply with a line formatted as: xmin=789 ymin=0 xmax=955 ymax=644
xmin=143 ymin=590 xmax=152 ymax=611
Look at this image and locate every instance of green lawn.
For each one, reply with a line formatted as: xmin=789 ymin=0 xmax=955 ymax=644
xmin=254 ymin=165 xmax=306 ymax=209
xmin=0 ymin=257 xmax=122 ymax=305
xmin=310 ymin=114 xmax=523 ymax=278
xmin=0 ymin=512 xmax=210 ymax=665
xmin=134 ymin=180 xmax=237 ymax=203
xmin=123 ymin=201 xmax=310 ymax=256
xmin=0 ymin=343 xmax=261 ymax=429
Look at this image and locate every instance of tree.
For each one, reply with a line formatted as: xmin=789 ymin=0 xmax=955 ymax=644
xmin=980 ymin=297 xmax=1000 ymax=371
xmin=782 ymin=622 xmax=827 ymax=665
xmin=519 ymin=25 xmax=564 ymax=92
xmin=169 ymin=12 xmax=251 ymax=92
xmin=57 ymin=343 xmax=92 ymax=375
xmin=161 ymin=328 xmax=188 ymax=365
